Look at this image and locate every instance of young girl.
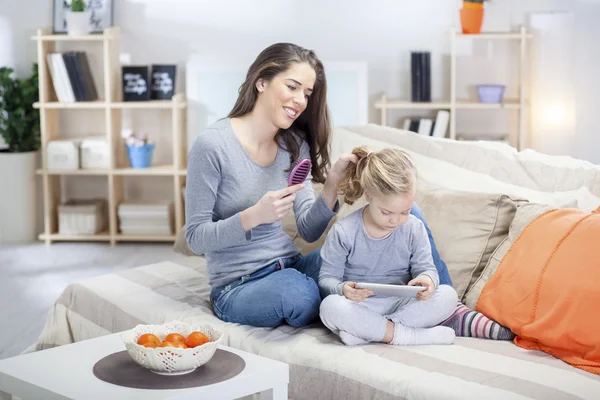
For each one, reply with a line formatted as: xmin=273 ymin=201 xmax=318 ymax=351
xmin=319 ymin=146 xmax=515 ymax=345
xmin=319 ymin=146 xmax=459 ymax=346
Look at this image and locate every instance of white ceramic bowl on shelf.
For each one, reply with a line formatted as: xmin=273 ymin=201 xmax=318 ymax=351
xmin=120 ymin=320 xmax=223 ymax=375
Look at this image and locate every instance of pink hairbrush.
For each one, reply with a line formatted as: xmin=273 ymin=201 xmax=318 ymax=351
xmin=288 ymin=159 xmax=311 ymax=186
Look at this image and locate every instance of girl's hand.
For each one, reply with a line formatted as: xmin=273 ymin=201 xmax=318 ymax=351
xmin=342 ymin=281 xmax=374 ymax=302
xmin=408 ymin=275 xmax=435 ymax=301
xmin=322 ymin=153 xmax=359 ymax=209
xmin=241 ymin=184 xmax=304 ymax=230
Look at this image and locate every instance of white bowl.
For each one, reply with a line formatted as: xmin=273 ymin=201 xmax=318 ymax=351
xmin=120 ymin=321 xmax=223 ymax=375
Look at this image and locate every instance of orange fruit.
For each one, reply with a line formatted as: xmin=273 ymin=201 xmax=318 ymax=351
xmin=185 ymin=331 xmax=210 ymax=348
xmin=137 ymin=333 xmax=160 ymax=348
xmin=165 ymin=333 xmax=186 ymax=343
xmin=159 ymin=341 xmax=187 ymax=349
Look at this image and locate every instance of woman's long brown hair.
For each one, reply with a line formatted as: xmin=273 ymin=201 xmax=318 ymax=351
xmin=228 ymin=43 xmax=331 ymax=184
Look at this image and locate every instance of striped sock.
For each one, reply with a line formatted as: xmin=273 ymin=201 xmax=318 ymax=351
xmin=440 ymin=302 xmax=515 ymax=340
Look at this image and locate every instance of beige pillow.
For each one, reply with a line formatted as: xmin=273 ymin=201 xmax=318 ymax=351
xmin=173 ymin=226 xmax=196 ymax=256
xmin=415 ymin=184 xmax=525 ymax=300
xmin=464 ymin=202 xmax=555 ymax=309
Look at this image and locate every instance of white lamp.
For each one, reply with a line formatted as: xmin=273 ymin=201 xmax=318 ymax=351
xmin=529 ymin=12 xmax=576 ymax=155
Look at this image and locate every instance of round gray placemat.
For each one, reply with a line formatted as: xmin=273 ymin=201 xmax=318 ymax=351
xmin=93 ymin=349 xmax=246 ymax=390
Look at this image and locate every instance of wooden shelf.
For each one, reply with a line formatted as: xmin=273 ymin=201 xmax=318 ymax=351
xmin=36 ymin=165 xmax=186 ymax=176
xmin=455 ymin=99 xmax=525 ymax=109
xmin=37 ymin=168 xmax=110 ymax=176
xmin=377 ymin=26 xmax=531 ymax=150
xmin=115 ymin=234 xmax=177 ymax=242
xmin=111 ymin=101 xmax=187 ymax=109
xmin=455 ymin=32 xmax=533 ymax=40
xmin=34 ymin=26 xmax=187 ymax=245
xmin=38 ymin=232 xmax=177 ymax=243
xmin=38 ymin=231 xmax=111 ymax=242
xmin=374 ymin=101 xmax=451 ymax=109
xmin=113 ymin=165 xmax=178 ymax=176
xmin=33 ymin=100 xmax=107 ymax=109
xmin=31 ymin=33 xmax=114 ymax=42
xmin=33 ymin=100 xmax=186 ymax=109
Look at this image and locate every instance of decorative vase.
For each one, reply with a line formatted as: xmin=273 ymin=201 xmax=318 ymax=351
xmin=0 ymin=151 xmax=38 ymax=243
xmin=66 ymin=11 xmax=91 ymax=36
xmin=460 ymin=8 xmax=484 ymax=34
xmin=126 ymin=144 xmax=155 ymax=169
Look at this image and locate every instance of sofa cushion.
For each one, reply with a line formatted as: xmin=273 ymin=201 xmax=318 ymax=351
xmin=340 ymin=124 xmax=600 ymax=197
xmin=476 ymin=205 xmax=600 ymax=375
xmin=331 ymin=126 xmax=600 ymax=211
xmin=173 ymin=226 xmax=196 ymax=256
xmin=464 ymin=202 xmax=554 ymax=309
xmin=415 ymin=184 xmax=525 ymax=300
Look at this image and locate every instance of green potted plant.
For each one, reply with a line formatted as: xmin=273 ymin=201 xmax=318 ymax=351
xmin=66 ymin=0 xmax=91 ymax=36
xmin=0 ymin=64 xmax=40 ymax=243
xmin=460 ymin=0 xmax=488 ymax=34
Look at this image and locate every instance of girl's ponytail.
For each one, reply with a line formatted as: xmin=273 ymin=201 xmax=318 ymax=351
xmin=336 ymin=146 xmax=417 ymax=205
xmin=336 ymin=146 xmax=370 ymax=205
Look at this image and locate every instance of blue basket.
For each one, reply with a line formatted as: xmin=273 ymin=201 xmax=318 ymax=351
xmin=126 ymin=144 xmax=155 ymax=169
xmin=476 ymin=84 xmax=506 ymax=104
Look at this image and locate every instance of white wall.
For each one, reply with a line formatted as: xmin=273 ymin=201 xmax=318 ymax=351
xmin=2 ymin=0 xmax=599 ymax=236
xmin=3 ymin=0 xmax=599 ymax=160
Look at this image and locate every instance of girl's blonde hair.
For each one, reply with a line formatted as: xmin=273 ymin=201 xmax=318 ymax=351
xmin=337 ymin=146 xmax=417 ymax=205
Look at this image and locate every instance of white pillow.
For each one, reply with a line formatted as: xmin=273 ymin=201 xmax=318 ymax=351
xmin=331 ymin=128 xmax=600 ymax=211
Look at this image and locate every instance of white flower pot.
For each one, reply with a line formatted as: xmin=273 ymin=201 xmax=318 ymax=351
xmin=0 ymin=151 xmax=39 ymax=243
xmin=66 ymin=11 xmax=91 ymax=36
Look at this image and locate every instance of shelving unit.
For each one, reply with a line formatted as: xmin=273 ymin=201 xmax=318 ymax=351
xmin=32 ymin=27 xmax=187 ymax=245
xmin=375 ymin=27 xmax=532 ymax=150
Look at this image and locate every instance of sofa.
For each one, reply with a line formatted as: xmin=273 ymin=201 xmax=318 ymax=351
xmin=31 ymin=124 xmax=600 ymax=399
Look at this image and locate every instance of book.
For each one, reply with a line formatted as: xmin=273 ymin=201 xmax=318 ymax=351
xmin=410 ymin=52 xmax=432 ymax=102
xmin=431 ymin=110 xmax=450 ymax=138
xmin=417 ymin=119 xmax=433 ymax=136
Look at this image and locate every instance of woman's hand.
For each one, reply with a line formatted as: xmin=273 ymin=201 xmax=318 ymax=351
xmin=408 ymin=275 xmax=435 ymax=301
xmin=322 ymin=153 xmax=359 ymax=209
xmin=342 ymin=281 xmax=374 ymax=302
xmin=241 ymin=184 xmax=304 ymax=230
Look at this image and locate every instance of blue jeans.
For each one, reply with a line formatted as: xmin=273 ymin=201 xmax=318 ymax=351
xmin=210 ymin=251 xmax=322 ymax=328
xmin=210 ymin=201 xmax=452 ymax=328
xmin=410 ymin=203 xmax=454 ymax=287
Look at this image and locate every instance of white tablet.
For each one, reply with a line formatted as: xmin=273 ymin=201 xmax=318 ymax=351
xmin=355 ymin=283 xmax=427 ymax=298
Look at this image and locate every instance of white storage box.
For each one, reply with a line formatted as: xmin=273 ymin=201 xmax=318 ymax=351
xmin=47 ymin=141 xmax=80 ymax=170
xmin=118 ymin=201 xmax=174 ymax=235
xmin=80 ymin=138 xmax=110 ymax=169
xmin=58 ymin=199 xmax=107 ymax=235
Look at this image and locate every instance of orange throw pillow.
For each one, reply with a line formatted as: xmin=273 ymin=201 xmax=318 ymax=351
xmin=477 ymin=207 xmax=600 ymax=375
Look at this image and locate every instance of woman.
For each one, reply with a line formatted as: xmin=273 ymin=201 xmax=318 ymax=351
xmin=185 ymin=42 xmax=450 ymax=329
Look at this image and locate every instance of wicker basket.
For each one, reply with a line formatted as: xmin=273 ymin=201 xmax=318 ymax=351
xmin=121 ymin=321 xmax=223 ymax=375
xmin=58 ymin=199 xmax=107 ymax=235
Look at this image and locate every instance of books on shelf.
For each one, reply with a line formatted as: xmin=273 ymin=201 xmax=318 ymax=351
xmin=410 ymin=52 xmax=431 ymax=102
xmin=46 ymin=51 xmax=99 ymax=103
xmin=118 ymin=201 xmax=174 ymax=236
xmin=402 ymin=110 xmax=450 ymax=138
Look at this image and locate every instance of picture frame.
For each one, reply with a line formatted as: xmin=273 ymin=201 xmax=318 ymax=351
xmin=150 ymin=65 xmax=177 ymax=100
xmin=53 ymin=0 xmax=114 ymax=34
xmin=122 ymin=66 xmax=150 ymax=102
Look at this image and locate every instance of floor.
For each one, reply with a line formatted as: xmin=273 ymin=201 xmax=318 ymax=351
xmin=0 ymin=242 xmax=176 ymax=360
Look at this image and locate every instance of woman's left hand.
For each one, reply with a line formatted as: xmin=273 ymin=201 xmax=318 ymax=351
xmin=408 ymin=275 xmax=435 ymax=301
xmin=327 ymin=153 xmax=359 ymax=187
xmin=322 ymin=153 xmax=358 ymax=209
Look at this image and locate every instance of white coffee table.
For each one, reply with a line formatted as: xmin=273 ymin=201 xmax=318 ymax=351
xmin=0 ymin=333 xmax=289 ymax=400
